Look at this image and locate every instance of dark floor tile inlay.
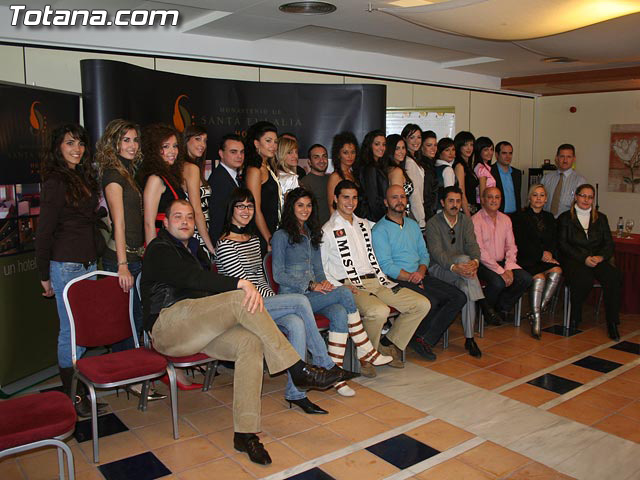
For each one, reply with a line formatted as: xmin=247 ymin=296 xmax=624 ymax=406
xmin=74 ymin=412 xmax=128 ymax=443
xmin=528 ymin=373 xmax=583 ymax=395
xmin=573 ymin=355 xmax=622 ymax=373
xmin=286 ymin=467 xmax=336 ymax=480
xmin=542 ymin=325 xmax=582 ymax=337
xmin=611 ymin=341 xmax=640 ymax=355
xmin=99 ymin=452 xmax=171 ymax=480
xmin=366 ymin=434 xmax=440 ymax=469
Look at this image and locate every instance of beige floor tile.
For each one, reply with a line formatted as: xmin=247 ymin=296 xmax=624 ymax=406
xmin=153 ymin=437 xmax=224 ymax=472
xmin=260 ymin=410 xmax=317 ymax=439
xmin=574 ymin=328 xmax=615 ymax=344
xmin=133 ymin=418 xmax=199 ymax=450
xmin=459 ymin=370 xmax=513 ymax=389
xmin=0 ymin=458 xmax=24 ymax=480
xmin=573 ymin=388 xmax=635 ymax=411
xmin=78 ymin=431 xmax=147 ymax=465
xmin=456 ymin=352 xmax=503 ymax=368
xmin=428 ymin=359 xmax=481 ymax=378
xmin=488 ymin=360 xmax=540 ymax=379
xmin=557 ymin=337 xmax=600 ymax=352
xmin=101 ymin=391 xmax=144 ymax=411
xmin=163 ymin=390 xmax=223 ymax=415
xmin=281 ymin=425 xmax=351 ymax=459
xmin=415 ymin=458 xmax=493 ymax=479
xmin=508 ymin=461 xmax=573 ymax=479
xmin=596 ymin=377 xmax=640 ymax=399
xmin=457 ymin=441 xmax=530 ymax=477
xmin=261 ymin=374 xmax=288 ymax=394
xmin=231 ymin=441 xmax=304 ymax=478
xmin=593 ymin=413 xmax=640 ymax=442
xmin=550 ymin=365 xmax=602 ymax=384
xmin=511 ymin=352 xmax=559 ymax=370
xmin=405 ymin=419 xmax=475 ymax=451
xmin=75 ymin=468 xmax=107 ymax=480
xmin=207 ymin=385 xmax=234 ymax=405
xmin=306 ymin=397 xmax=358 ymax=425
xmin=501 ymin=384 xmax=559 ymax=407
xmin=115 ymin=401 xmax=173 ymax=429
xmin=329 ymin=386 xmax=393 ymax=412
xmin=14 ymin=442 xmax=92 ymax=480
xmin=530 ymin=345 xmax=581 ymax=361
xmin=183 ymin=405 xmax=234 ymax=434
xmin=548 ymin=398 xmax=611 ymax=425
xmin=619 ymin=400 xmax=640 ymax=422
xmin=261 ymin=395 xmax=290 ymax=416
xmin=363 ymin=400 xmax=427 ymax=427
xmin=325 ymin=413 xmax=390 ymax=442
xmin=592 ymin=348 xmax=639 ymax=364
xmin=322 ymin=449 xmax=399 ymax=479
xmin=484 ymin=341 xmax=528 ymax=359
xmin=176 ymin=457 xmax=254 ymax=480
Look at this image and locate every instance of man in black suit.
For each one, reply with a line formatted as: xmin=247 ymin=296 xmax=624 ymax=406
xmin=207 ymin=134 xmax=244 ymax=244
xmin=491 ymin=141 xmax=522 ymax=214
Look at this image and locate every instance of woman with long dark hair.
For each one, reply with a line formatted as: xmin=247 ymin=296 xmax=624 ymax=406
xmin=182 ymin=125 xmax=215 ymax=255
xmin=358 ymin=129 xmax=387 ymax=222
xmin=380 ymin=134 xmax=413 ymax=217
xmin=453 ymin=131 xmax=478 ymax=216
xmin=473 ymin=136 xmax=497 ymax=204
xmin=36 ymin=124 xmax=107 ymax=416
xmin=420 ymin=130 xmax=439 ymax=223
xmin=244 ymin=121 xmax=280 ymax=253
xmin=327 ymin=131 xmax=360 ymax=216
xmin=138 ymin=123 xmax=186 ymax=245
xmin=272 ymin=187 xmax=392 ymax=386
xmin=558 ymin=184 xmax=622 ymax=340
xmin=512 ymin=184 xmax=562 ymax=339
xmin=402 ymin=124 xmax=427 ymax=229
xmin=215 ymin=188 xmax=354 ymax=412
xmin=434 ymin=137 xmax=457 ymax=206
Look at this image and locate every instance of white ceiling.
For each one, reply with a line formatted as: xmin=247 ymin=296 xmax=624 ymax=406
xmin=1 ymin=0 xmax=640 ymax=89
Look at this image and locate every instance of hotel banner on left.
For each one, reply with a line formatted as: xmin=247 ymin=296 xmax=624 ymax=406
xmin=0 ymin=82 xmax=79 ymax=393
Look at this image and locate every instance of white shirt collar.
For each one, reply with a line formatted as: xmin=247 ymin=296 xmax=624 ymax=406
xmin=220 ymin=162 xmax=239 ymax=184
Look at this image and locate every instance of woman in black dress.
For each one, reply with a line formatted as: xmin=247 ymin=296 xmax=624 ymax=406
xmin=512 ymin=184 xmax=562 ymax=339
xmin=327 ymin=131 xmax=364 ymax=217
xmin=557 ymin=184 xmax=622 ymax=340
xmin=358 ymin=129 xmax=387 ymax=222
xmin=453 ymin=131 xmax=478 ymax=216
xmin=244 ymin=121 xmax=280 ymax=253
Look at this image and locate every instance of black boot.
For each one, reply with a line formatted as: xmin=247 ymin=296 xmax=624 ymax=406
xmin=607 ymin=322 xmax=620 ymax=342
xmin=287 ymin=361 xmax=342 ymax=390
xmin=59 ymin=367 xmax=107 ymax=418
xmin=479 ymin=299 xmax=502 ymax=326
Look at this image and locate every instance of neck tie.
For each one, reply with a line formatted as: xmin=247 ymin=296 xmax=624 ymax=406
xmin=550 ymin=172 xmax=564 ymax=216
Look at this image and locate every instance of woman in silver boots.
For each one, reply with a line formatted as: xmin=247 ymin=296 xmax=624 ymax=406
xmin=512 ymin=184 xmax=562 ymax=339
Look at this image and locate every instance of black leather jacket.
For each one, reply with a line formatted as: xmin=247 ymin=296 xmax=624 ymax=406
xmin=359 ymin=164 xmax=388 ymax=222
xmin=141 ymin=228 xmax=239 ymax=332
xmin=557 ymin=210 xmax=614 ymax=266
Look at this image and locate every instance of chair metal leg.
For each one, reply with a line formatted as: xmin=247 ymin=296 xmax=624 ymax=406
xmin=442 ymin=329 xmax=449 ymax=349
xmin=563 ymin=285 xmax=571 ymax=332
xmin=477 ymin=310 xmax=485 ymax=338
xmin=595 ymin=287 xmax=603 ymax=323
xmin=87 ymin=383 xmax=99 ymax=463
xmin=57 ymin=446 xmax=65 ymax=480
xmin=514 ymin=298 xmax=522 ymax=327
xmin=139 ymin=381 xmax=150 ymax=412
xmin=167 ymin=366 xmax=179 ymax=440
xmin=202 ymin=361 xmax=217 ymax=392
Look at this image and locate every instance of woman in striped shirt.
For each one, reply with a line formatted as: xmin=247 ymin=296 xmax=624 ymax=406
xmin=215 ymin=188 xmax=355 ymax=414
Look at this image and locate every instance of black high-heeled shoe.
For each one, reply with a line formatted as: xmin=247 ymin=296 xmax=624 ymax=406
xmin=287 ymin=397 xmax=328 ymax=414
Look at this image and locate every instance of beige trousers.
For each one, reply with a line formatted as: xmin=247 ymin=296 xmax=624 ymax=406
xmin=349 ymin=278 xmax=430 ymax=350
xmin=151 ymin=290 xmax=300 ymax=432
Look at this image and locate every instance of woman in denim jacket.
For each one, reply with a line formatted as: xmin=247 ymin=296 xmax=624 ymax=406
xmin=272 ymin=188 xmax=392 ymax=388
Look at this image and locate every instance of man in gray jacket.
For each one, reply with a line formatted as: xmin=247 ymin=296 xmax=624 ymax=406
xmin=425 ymin=186 xmax=484 ymax=357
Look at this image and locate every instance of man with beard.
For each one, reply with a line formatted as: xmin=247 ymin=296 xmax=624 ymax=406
xmin=300 ymin=144 xmax=330 ymax=224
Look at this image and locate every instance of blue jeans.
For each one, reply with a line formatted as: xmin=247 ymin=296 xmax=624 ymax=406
xmin=305 ymin=286 xmax=354 ymax=333
xmin=264 ymin=294 xmax=334 ymax=401
xmin=50 ymin=261 xmax=97 ymax=368
xmin=102 ymin=258 xmax=143 ymax=352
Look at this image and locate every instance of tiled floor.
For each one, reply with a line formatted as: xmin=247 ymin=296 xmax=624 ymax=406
xmin=2 ymin=308 xmax=640 ymax=480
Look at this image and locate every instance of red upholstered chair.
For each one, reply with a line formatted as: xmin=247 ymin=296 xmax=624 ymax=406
xmin=136 ymin=275 xmax=219 ymax=392
xmin=63 ymin=271 xmax=178 ymax=463
xmin=0 ymin=391 xmax=77 ymax=479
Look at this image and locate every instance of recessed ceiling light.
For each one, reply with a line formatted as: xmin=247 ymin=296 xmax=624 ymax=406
xmin=279 ymin=2 xmax=337 ymax=15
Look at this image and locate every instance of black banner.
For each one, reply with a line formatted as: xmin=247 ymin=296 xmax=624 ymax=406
xmin=80 ymin=59 xmax=386 ymax=156
xmin=0 ymin=82 xmax=79 ymax=391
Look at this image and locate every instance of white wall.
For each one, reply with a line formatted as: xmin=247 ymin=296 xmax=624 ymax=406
xmin=535 ymin=91 xmax=640 ymax=231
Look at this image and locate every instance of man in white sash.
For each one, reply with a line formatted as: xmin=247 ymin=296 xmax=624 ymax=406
xmin=321 ymin=180 xmax=429 ymax=376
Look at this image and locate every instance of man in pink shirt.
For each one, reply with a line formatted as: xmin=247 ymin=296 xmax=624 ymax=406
xmin=472 ymin=187 xmax=532 ymax=323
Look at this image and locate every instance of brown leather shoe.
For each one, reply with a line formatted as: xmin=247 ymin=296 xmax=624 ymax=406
xmin=359 ymin=361 xmax=377 ymax=378
xmin=378 ymin=344 xmax=404 ymax=368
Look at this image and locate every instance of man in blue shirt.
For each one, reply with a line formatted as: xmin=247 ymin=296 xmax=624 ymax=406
xmin=372 ymin=185 xmax=466 ymax=360
xmin=491 ymin=141 xmax=522 ymax=214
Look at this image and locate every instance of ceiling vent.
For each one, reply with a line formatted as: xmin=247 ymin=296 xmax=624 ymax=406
xmin=279 ymin=2 xmax=337 ymax=15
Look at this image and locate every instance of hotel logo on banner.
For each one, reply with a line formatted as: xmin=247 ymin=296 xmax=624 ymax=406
xmin=29 ymin=101 xmax=47 ymax=136
xmin=173 ymin=94 xmax=193 ymax=132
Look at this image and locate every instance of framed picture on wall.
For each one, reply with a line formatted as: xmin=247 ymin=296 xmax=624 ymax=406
xmin=609 ymin=124 xmax=640 ymax=193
